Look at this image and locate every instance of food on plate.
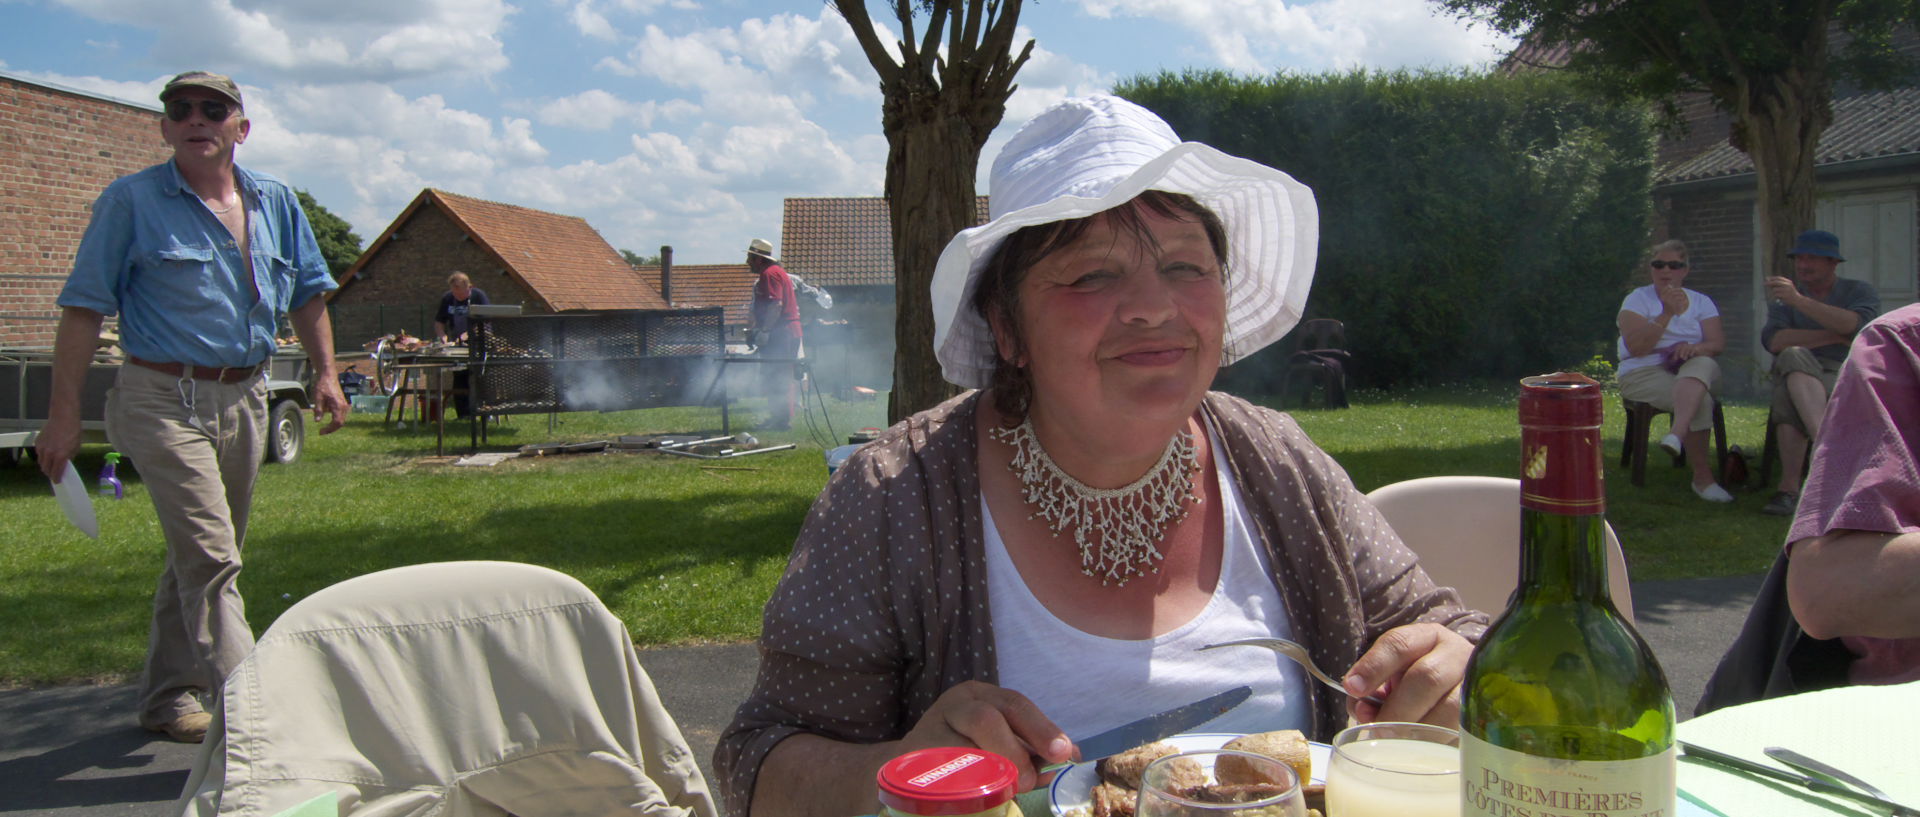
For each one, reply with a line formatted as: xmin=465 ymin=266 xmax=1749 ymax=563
xmin=1063 ymin=732 xmax=1327 ymax=817
xmin=1097 ymin=742 xmax=1194 ymax=791
xmin=1217 ymin=730 xmax=1312 ymax=788
xmin=1088 ymin=781 xmax=1136 ymax=817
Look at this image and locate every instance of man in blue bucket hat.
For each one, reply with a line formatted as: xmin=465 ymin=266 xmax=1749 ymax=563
xmin=1759 ymin=229 xmax=1880 ymax=516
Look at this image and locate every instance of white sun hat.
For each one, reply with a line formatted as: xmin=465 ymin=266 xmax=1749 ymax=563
xmin=931 ymin=94 xmax=1319 ymax=389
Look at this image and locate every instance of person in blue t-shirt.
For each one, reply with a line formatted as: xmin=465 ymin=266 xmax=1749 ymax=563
xmin=35 ymin=70 xmax=346 ymax=744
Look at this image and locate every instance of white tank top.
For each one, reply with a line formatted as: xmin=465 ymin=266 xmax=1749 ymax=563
xmin=984 ymin=424 xmax=1313 ymax=741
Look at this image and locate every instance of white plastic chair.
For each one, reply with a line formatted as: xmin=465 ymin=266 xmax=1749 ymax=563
xmin=177 ymin=561 xmax=718 ymax=817
xmin=1364 ymin=476 xmax=1636 ymax=622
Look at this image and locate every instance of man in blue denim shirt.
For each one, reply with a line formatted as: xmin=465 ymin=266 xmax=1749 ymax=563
xmin=36 ymin=71 xmax=348 ymax=743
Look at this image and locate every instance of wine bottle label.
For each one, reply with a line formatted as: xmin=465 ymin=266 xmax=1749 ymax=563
xmin=1461 ymin=733 xmax=1675 ymax=817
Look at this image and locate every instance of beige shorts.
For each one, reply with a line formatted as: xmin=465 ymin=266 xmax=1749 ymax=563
xmin=1769 ymin=346 xmax=1844 ymax=432
xmin=1618 ymin=356 xmax=1720 ymax=432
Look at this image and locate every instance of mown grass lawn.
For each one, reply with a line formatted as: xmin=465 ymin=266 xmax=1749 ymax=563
xmin=0 ymin=382 xmax=1787 ymax=685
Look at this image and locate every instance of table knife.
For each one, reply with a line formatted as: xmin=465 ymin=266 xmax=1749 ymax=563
xmin=1679 ymin=741 xmax=1920 ymax=816
xmin=1067 ymin=685 xmax=1254 ymax=765
xmin=1765 ymin=746 xmax=1891 ymax=798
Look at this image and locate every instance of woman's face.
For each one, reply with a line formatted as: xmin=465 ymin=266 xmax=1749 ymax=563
xmin=1648 ymin=249 xmax=1690 ymax=289
xmin=997 ymin=203 xmax=1227 ymax=435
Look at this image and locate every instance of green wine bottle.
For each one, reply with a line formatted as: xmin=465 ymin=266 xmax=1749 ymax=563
xmin=1460 ymin=373 xmax=1676 ymax=817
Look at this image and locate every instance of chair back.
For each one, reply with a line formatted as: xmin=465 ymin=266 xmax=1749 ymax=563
xmin=1297 ymin=318 xmax=1347 ymax=352
xmin=1364 ymin=476 xmax=1635 ymax=622
xmin=178 ymin=561 xmax=718 ymax=817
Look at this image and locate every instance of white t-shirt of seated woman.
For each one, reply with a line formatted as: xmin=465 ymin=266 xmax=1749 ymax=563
xmin=1615 ymin=284 xmax=1719 ymax=377
xmin=983 ymin=422 xmax=1313 ymax=742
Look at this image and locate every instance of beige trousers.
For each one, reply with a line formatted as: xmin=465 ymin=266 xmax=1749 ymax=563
xmin=1617 ymin=356 xmax=1721 ymax=432
xmin=106 ymin=362 xmax=266 ymax=729
xmin=1769 ymin=346 xmax=1845 ymax=433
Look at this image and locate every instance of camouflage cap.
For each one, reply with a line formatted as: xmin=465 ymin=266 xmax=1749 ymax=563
xmin=159 ymin=71 xmax=242 ymax=107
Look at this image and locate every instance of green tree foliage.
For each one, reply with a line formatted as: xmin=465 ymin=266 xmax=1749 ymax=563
xmin=296 ymin=189 xmax=364 ymax=277
xmin=620 ymin=249 xmax=661 ymax=267
xmin=1119 ymin=69 xmax=1654 ymax=389
xmin=1436 ymin=0 xmax=1920 ymax=287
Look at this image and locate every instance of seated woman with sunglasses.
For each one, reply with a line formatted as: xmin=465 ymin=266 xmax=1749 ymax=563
xmin=1616 ymin=239 xmax=1732 ymax=502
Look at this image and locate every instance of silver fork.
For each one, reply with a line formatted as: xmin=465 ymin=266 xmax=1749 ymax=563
xmin=1198 ymin=637 xmax=1386 ymax=705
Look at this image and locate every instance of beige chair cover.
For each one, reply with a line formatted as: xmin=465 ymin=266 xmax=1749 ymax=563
xmin=176 ymin=561 xmax=718 ymax=817
xmin=1365 ymin=476 xmax=1636 ymax=622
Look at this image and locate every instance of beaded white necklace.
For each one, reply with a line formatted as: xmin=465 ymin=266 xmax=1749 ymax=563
xmin=991 ymin=417 xmax=1201 ymax=586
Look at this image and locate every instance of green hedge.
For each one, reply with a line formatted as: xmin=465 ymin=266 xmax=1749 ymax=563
xmin=1118 ymin=69 xmax=1654 ymax=391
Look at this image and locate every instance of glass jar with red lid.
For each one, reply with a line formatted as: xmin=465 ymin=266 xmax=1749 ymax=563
xmin=876 ymin=747 xmax=1023 ymax=817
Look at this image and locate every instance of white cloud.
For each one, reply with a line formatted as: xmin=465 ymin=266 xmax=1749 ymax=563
xmin=5 ymin=70 xmax=165 ymax=110
xmin=603 ymin=9 xmax=878 ymax=108
xmin=1073 ymin=0 xmax=1512 ymax=72
xmin=51 ymin=0 xmax=514 ymax=82
xmin=538 ymin=89 xmax=668 ymax=130
xmin=708 ymin=119 xmax=862 ymax=192
xmin=568 ymin=1 xmax=618 ymax=41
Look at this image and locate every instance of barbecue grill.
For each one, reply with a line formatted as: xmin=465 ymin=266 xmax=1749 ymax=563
xmin=468 ymin=308 xmax=728 ymax=446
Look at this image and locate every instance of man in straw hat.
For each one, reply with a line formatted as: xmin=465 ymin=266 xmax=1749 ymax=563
xmin=716 ymin=95 xmax=1482 ymax=816
xmin=746 ymin=238 xmax=802 ymax=429
xmin=36 ymin=70 xmax=347 ymax=743
xmin=1759 ymin=229 xmax=1879 ymax=516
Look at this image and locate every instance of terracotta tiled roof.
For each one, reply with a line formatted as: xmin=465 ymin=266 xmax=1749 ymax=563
xmin=635 ymin=263 xmax=754 ymax=328
xmin=780 ymin=196 xmax=991 ymax=288
xmin=1658 ymin=88 xmax=1920 ymax=185
xmin=427 ymin=190 xmax=667 ymax=311
xmin=334 ymin=189 xmax=666 ymax=310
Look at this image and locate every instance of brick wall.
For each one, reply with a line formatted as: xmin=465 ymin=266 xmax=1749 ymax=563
xmin=327 ymin=204 xmax=543 ymax=348
xmin=0 ymin=76 xmax=171 ymax=347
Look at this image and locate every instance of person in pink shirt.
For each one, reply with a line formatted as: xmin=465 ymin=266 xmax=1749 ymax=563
xmin=747 ymin=238 xmax=801 ymax=430
xmin=1785 ymin=302 xmax=1920 ymax=684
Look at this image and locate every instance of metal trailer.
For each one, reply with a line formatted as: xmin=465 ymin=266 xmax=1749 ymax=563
xmin=1 ymin=347 xmax=316 ymax=467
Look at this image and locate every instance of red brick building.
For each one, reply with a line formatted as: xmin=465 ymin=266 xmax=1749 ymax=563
xmin=327 ymin=188 xmax=667 ymax=347
xmin=0 ymin=72 xmax=171 ymax=348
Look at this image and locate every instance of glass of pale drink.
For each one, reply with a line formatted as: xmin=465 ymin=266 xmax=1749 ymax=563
xmin=1326 ymin=722 xmax=1461 ymax=817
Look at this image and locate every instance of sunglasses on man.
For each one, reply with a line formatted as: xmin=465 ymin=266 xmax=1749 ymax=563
xmin=165 ymin=99 xmax=236 ymax=123
xmin=1649 ymin=260 xmax=1688 ymax=270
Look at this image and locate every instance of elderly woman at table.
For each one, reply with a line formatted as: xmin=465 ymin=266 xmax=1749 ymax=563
xmin=1616 ymin=239 xmax=1732 ymax=502
xmin=713 ymin=96 xmax=1487 ymax=817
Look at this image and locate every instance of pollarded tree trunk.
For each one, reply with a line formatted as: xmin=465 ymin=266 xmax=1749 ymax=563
xmin=1732 ymin=65 xmax=1831 ymax=291
xmin=831 ymin=0 xmax=1031 ymax=425
xmin=886 ymin=100 xmax=991 ymax=424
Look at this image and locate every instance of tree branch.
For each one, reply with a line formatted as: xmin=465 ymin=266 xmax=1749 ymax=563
xmin=1692 ymin=0 xmax=1750 ymax=81
xmin=914 ymin=0 xmax=947 ymax=79
xmin=832 ymin=1 xmax=901 ymax=85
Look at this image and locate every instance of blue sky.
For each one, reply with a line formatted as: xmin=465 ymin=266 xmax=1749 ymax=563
xmin=1 ymin=0 xmax=1512 ymax=265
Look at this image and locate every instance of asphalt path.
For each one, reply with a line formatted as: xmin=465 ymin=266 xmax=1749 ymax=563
xmin=0 ymin=574 xmax=1763 ymax=815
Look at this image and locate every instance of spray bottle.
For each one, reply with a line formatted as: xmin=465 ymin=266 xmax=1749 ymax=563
xmin=98 ymin=452 xmax=124 ymax=500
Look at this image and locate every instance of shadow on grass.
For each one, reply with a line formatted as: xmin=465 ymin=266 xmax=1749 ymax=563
xmin=236 ymin=484 xmax=811 ymax=638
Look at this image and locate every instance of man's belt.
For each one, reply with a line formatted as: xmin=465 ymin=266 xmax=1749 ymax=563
xmin=128 ymin=356 xmax=261 ymax=383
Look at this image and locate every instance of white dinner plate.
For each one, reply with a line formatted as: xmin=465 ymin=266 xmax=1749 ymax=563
xmin=1049 ymin=732 xmax=1331 ymax=816
xmin=51 ymin=461 xmax=98 ymax=539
